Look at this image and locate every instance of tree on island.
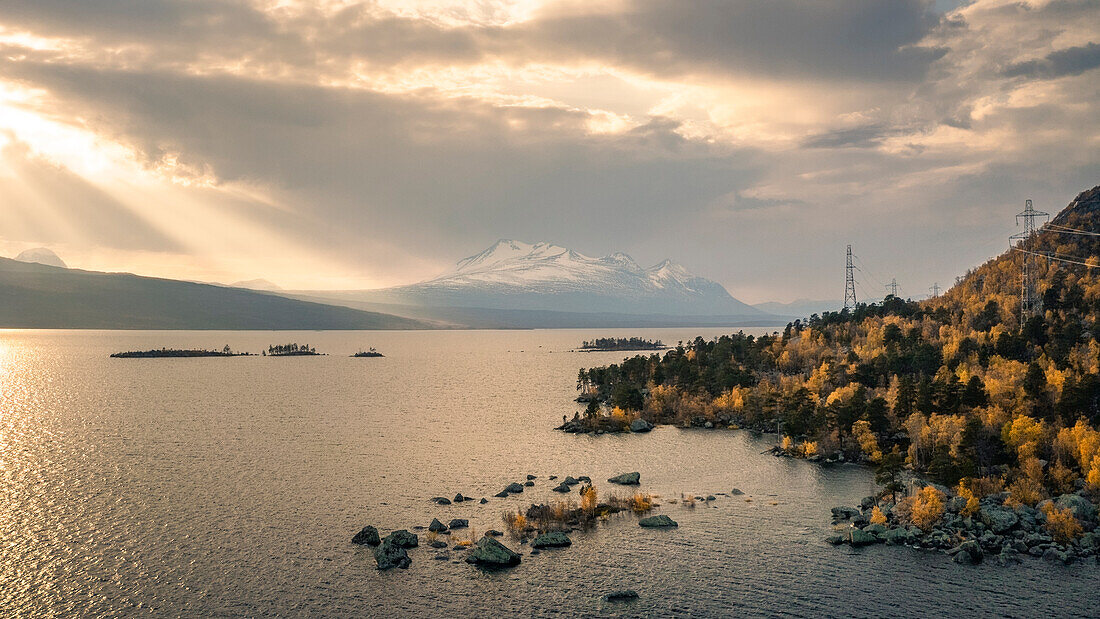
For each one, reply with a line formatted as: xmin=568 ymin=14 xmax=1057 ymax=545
xmin=875 ymin=446 xmax=906 ymax=503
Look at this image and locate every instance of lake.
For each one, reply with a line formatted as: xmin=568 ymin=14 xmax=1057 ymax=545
xmin=0 ymin=328 xmax=1095 ymax=617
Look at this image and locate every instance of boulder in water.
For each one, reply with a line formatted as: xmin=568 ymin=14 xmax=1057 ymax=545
xmin=608 ymin=472 xmax=641 ymax=485
xmin=428 ymin=518 xmax=448 ymax=533
xmin=374 ymin=541 xmax=411 ymax=570
xmin=448 ymin=519 xmax=469 ymax=530
xmin=383 ymin=530 xmax=419 ymax=548
xmin=630 ymin=419 xmax=653 ymax=433
xmin=949 ymin=540 xmax=984 ymax=564
xmin=639 ymin=515 xmax=677 ymax=528
xmin=847 ymin=529 xmax=878 ymax=547
xmin=505 ymin=482 xmax=525 ymax=494
xmin=531 ymin=531 xmax=572 ymax=549
xmin=465 ymin=537 xmax=521 ymax=567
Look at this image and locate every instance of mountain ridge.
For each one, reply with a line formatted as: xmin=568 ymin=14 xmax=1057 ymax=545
xmin=0 ymin=257 xmax=432 ymax=330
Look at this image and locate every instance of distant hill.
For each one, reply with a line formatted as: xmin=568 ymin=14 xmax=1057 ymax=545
xmin=231 ymin=278 xmax=282 ymax=291
xmin=15 ymin=247 xmax=66 ymax=268
xmin=294 ymin=239 xmax=780 ymax=327
xmin=0 ymin=257 xmax=432 ymax=330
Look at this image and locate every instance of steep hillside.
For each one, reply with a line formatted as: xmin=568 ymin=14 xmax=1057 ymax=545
xmin=0 ymin=258 xmax=431 ymax=330
xmin=576 ymin=185 xmax=1100 ymax=519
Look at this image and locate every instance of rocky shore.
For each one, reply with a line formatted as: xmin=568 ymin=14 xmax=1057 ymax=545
xmin=827 ymin=484 xmax=1099 ymax=566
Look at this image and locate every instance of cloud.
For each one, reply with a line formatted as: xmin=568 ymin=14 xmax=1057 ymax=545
xmin=1003 ymin=42 xmax=1100 ymax=79
xmin=0 ymin=0 xmax=1097 ymax=301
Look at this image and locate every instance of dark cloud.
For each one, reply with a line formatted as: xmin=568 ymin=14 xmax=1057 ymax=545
xmin=515 ymin=0 xmax=947 ymax=82
xmin=803 ymin=125 xmax=898 ymax=149
xmin=1003 ymin=42 xmax=1100 ymax=79
xmin=0 ymin=0 xmax=946 ymax=83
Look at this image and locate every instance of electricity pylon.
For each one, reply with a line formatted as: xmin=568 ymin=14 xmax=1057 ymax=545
xmin=1011 ymin=199 xmax=1049 ymax=323
xmin=844 ymin=245 xmax=857 ymax=310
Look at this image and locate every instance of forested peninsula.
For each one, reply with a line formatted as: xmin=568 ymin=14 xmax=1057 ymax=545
xmin=566 ymin=186 xmax=1100 ymax=564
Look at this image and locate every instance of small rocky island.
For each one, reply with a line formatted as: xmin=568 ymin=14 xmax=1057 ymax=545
xmin=352 ymin=348 xmax=384 ymax=358
xmin=264 ymin=343 xmax=322 ymax=356
xmin=111 ymin=345 xmax=251 ymax=358
xmin=828 ymin=482 xmax=1099 ymax=565
xmin=575 ymin=337 xmax=666 ymax=352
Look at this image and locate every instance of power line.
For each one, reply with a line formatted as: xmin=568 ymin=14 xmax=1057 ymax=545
xmin=1046 ymin=222 xmax=1100 ymax=236
xmin=1012 ymin=246 xmax=1098 ymax=269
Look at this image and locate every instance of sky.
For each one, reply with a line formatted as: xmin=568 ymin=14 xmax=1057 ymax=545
xmin=0 ymin=0 xmax=1098 ymax=303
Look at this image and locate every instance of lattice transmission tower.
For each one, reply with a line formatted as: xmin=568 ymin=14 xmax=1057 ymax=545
xmin=1011 ymin=199 xmax=1049 ymax=323
xmin=844 ymin=245 xmax=857 ymax=310
xmin=887 ymin=278 xmax=898 ymax=298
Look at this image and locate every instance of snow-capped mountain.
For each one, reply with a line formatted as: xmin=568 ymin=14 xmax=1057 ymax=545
xmin=354 ymin=240 xmax=765 ymax=317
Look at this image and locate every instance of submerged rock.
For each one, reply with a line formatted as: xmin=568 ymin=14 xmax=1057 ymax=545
xmin=505 ymin=482 xmax=525 ymax=494
xmin=531 ymin=531 xmax=572 ymax=548
xmin=465 ymin=537 xmax=522 ymax=567
xmin=494 ymin=491 xmax=510 ymax=498
xmin=480 ymin=498 xmax=489 ymax=504
xmin=552 ymin=483 xmax=571 ymax=493
xmin=604 ymin=590 xmax=639 ymax=602
xmin=430 ymin=540 xmax=448 ymax=549
xmin=351 ymin=525 xmax=381 ymax=546
xmin=608 ymin=472 xmax=641 ymax=485
xmin=486 ymin=529 xmax=504 ymax=537
xmin=524 ymin=481 xmax=535 ymax=487
xmin=454 ymin=493 xmax=466 ymax=503
xmin=448 ymin=519 xmax=469 ymax=530
xmin=563 ymin=476 xmax=580 ymax=486
xmin=730 ymin=488 xmax=745 ymax=496
xmin=639 ymin=515 xmax=678 ymax=528
xmin=432 ymin=497 xmax=452 ymax=505
xmin=527 ymin=474 xmax=537 ymax=480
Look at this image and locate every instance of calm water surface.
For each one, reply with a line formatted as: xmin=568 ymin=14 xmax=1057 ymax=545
xmin=0 ymin=329 xmax=1095 ymax=617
